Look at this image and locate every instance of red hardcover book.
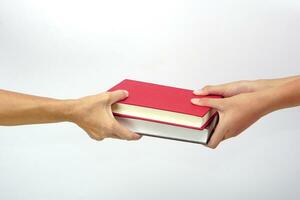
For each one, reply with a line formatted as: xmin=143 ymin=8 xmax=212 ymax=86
xmin=108 ymin=79 xmax=220 ymax=144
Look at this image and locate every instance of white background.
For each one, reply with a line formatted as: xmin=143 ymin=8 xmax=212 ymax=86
xmin=0 ymin=0 xmax=300 ymax=199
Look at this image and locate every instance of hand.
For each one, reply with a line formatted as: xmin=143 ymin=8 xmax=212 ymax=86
xmin=192 ymin=91 xmax=269 ymax=148
xmin=192 ymin=79 xmax=278 ymax=148
xmin=191 ymin=78 xmax=282 ymax=148
xmin=68 ymin=90 xmax=141 ymax=141
xmin=192 ymin=77 xmax=300 ymax=148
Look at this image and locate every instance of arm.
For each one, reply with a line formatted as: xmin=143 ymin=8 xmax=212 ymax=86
xmin=194 ymin=75 xmax=300 ymax=97
xmin=266 ymin=78 xmax=300 ymax=111
xmin=0 ymin=89 xmax=141 ymax=141
xmin=192 ymin=76 xmax=300 ymax=149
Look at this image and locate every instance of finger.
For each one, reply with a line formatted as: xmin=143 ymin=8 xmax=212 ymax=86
xmin=107 ymin=90 xmax=129 ymax=105
xmin=112 ymin=120 xmax=142 ymax=140
xmin=207 ymin=123 xmax=225 ymax=149
xmin=191 ymin=97 xmax=225 ymax=110
xmin=79 ymin=125 xmax=103 ymax=141
xmin=110 ymin=134 xmax=122 ymax=139
xmin=87 ymin=130 xmax=105 ymax=141
xmin=193 ymin=84 xmax=227 ymax=96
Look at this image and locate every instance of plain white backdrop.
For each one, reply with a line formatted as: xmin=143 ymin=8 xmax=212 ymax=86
xmin=0 ymin=0 xmax=300 ymax=199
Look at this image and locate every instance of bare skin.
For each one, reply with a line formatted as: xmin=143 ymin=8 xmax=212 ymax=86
xmin=192 ymin=76 xmax=300 ymax=149
xmin=0 ymin=89 xmax=141 ymax=141
xmin=1 ymin=76 xmax=299 ymax=147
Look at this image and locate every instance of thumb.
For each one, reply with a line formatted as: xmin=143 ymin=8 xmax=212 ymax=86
xmin=207 ymin=121 xmax=225 ymax=149
xmin=112 ymin=119 xmax=142 ymax=140
xmin=194 ymin=85 xmax=227 ymax=96
xmin=191 ymin=97 xmax=224 ymax=110
xmin=107 ymin=90 xmax=129 ymax=105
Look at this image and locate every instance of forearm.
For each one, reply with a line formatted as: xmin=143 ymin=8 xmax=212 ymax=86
xmin=261 ymin=77 xmax=300 ymax=114
xmin=273 ymin=78 xmax=300 ymax=109
xmin=259 ymin=75 xmax=300 ymax=88
xmin=0 ymin=90 xmax=73 ymax=126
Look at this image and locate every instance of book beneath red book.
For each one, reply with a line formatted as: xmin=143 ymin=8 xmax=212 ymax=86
xmin=108 ymin=79 xmax=221 ymax=144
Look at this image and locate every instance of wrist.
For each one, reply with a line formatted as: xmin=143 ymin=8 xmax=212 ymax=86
xmin=254 ymin=86 xmax=285 ymax=116
xmin=249 ymin=89 xmax=277 ymax=118
xmin=251 ymin=79 xmax=280 ymax=91
xmin=56 ymin=99 xmax=79 ymax=123
xmin=255 ymin=76 xmax=300 ymax=90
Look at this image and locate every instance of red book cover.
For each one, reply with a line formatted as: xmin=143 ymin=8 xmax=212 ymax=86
xmin=108 ymin=79 xmax=221 ymax=129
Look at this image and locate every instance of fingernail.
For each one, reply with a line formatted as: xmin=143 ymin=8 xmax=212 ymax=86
xmin=191 ymin=98 xmax=201 ymax=104
xmin=122 ymin=90 xmax=129 ymax=97
xmin=133 ymin=133 xmax=142 ymax=140
xmin=193 ymin=89 xmax=206 ymax=95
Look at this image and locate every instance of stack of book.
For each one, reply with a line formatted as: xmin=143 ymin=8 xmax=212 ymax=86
xmin=108 ymin=79 xmax=220 ymax=144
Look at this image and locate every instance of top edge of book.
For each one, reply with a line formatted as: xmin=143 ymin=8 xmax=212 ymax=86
xmin=108 ymin=79 xmax=221 ymax=118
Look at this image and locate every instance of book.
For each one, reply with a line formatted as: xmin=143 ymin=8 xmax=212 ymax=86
xmin=115 ymin=115 xmax=218 ymax=144
xmin=108 ymin=79 xmax=221 ymax=144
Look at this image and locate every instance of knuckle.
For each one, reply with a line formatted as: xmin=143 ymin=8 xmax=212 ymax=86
xmin=102 ymin=121 xmax=117 ymax=134
xmin=220 ymin=99 xmax=229 ymax=108
xmin=202 ymin=98 xmax=211 ymax=105
xmin=106 ymin=121 xmax=117 ymax=131
xmin=117 ymin=132 xmax=128 ymax=140
xmin=120 ymin=136 xmax=129 ymax=140
xmin=208 ymin=143 xmax=218 ymax=149
xmin=119 ymin=131 xmax=133 ymax=140
xmin=126 ymin=134 xmax=135 ymax=141
xmin=101 ymin=92 xmax=111 ymax=102
xmin=95 ymin=137 xmax=104 ymax=141
xmin=89 ymin=134 xmax=104 ymax=141
xmin=203 ymin=85 xmax=212 ymax=90
xmin=218 ymin=102 xmax=226 ymax=110
xmin=124 ymin=136 xmax=133 ymax=141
